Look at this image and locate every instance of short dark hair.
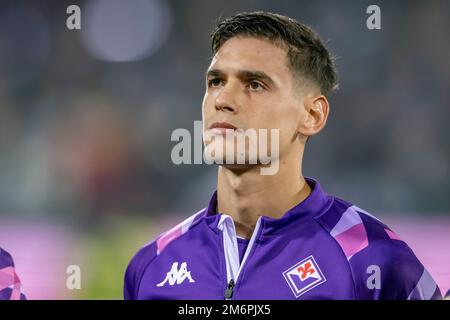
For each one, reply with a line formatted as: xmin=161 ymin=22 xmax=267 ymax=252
xmin=210 ymin=11 xmax=338 ymax=96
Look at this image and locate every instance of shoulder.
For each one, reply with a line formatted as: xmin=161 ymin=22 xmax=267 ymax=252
xmin=0 ymin=247 xmax=26 ymax=300
xmin=349 ymin=237 xmax=441 ymax=300
xmin=123 ymin=209 xmax=205 ymax=299
xmin=0 ymin=247 xmax=14 ymax=267
xmin=314 ymin=197 xmax=442 ymax=300
xmin=314 ymin=197 xmax=384 ymax=261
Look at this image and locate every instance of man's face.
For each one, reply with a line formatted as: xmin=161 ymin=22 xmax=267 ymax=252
xmin=202 ymin=37 xmax=306 ymax=169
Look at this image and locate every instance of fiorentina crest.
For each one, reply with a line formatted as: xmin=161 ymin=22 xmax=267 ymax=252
xmin=282 ymin=255 xmax=326 ymax=298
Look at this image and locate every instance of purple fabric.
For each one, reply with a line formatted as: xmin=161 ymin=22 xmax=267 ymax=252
xmin=124 ymin=177 xmax=442 ymax=300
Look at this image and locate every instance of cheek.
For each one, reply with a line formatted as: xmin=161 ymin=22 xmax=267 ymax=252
xmin=202 ymin=93 xmax=213 ymax=116
xmin=202 ymin=93 xmax=216 ymax=137
xmin=258 ymin=100 xmax=298 ymax=130
xmin=202 ymin=92 xmax=209 ymax=110
xmin=265 ymin=105 xmax=300 ymax=146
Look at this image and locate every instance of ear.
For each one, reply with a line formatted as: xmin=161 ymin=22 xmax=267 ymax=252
xmin=298 ymin=95 xmax=330 ymax=137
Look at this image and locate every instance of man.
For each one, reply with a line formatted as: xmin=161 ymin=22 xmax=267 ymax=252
xmin=0 ymin=247 xmax=26 ymax=300
xmin=124 ymin=12 xmax=441 ymax=300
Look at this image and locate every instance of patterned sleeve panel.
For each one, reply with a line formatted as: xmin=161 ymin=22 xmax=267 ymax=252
xmin=0 ymin=248 xmax=26 ymax=300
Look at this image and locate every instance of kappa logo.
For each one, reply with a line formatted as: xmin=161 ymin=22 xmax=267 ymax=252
xmin=282 ymin=255 xmax=326 ymax=298
xmin=156 ymin=262 xmax=195 ymax=287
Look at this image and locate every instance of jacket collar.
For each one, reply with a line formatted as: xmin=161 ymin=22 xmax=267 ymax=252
xmin=201 ymin=177 xmax=332 ymax=235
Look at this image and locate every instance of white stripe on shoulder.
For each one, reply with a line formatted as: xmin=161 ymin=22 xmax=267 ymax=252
xmin=144 ymin=208 xmax=205 ymax=249
xmin=351 ymin=205 xmax=383 ymax=223
xmin=160 ymin=208 xmax=205 ymax=237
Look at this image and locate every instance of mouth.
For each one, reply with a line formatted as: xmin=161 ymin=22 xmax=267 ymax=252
xmin=207 ymin=122 xmax=238 ymax=135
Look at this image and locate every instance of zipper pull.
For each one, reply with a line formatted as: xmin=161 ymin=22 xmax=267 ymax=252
xmin=224 ymin=279 xmax=235 ymax=299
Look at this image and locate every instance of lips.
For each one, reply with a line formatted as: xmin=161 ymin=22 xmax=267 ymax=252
xmin=208 ymin=122 xmax=237 ymax=130
xmin=207 ymin=122 xmax=238 ymax=135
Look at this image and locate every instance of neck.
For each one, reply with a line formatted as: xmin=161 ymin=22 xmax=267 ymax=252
xmin=216 ymin=155 xmax=311 ymax=239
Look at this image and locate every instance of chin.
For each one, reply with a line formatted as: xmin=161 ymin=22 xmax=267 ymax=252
xmin=219 ymin=163 xmax=258 ymax=174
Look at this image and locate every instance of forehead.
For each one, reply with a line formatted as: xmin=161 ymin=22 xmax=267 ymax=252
xmin=208 ymin=37 xmax=291 ymax=78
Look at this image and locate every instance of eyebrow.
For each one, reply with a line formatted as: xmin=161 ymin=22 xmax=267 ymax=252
xmin=206 ymin=68 xmax=276 ymax=88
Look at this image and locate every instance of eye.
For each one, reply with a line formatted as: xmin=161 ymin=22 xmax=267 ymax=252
xmin=248 ymin=80 xmax=264 ymax=91
xmin=208 ymin=78 xmax=222 ymax=87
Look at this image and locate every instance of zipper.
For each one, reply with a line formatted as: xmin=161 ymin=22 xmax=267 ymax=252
xmin=218 ymin=215 xmax=262 ymax=300
xmin=224 ymin=279 xmax=235 ymax=299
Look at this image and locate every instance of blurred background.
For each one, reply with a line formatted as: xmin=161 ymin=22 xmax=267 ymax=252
xmin=0 ymin=0 xmax=449 ymax=299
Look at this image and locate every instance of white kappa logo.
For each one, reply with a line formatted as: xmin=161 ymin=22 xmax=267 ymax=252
xmin=156 ymin=262 xmax=195 ymax=287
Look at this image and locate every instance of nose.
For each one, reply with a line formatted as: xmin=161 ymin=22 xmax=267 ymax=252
xmin=214 ymin=82 xmax=239 ymax=113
